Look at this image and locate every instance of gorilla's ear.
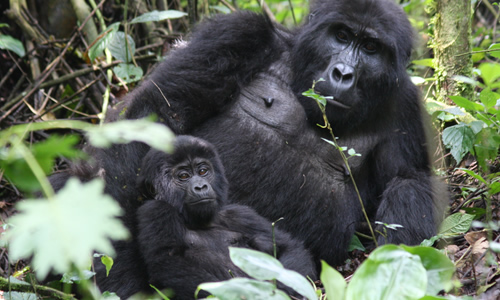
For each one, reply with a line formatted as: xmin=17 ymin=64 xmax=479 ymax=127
xmin=137 ymin=175 xmax=156 ymax=199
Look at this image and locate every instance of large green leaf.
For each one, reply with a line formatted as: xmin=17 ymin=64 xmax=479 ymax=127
xmin=479 ymin=90 xmax=500 ymax=110
xmin=345 ymin=245 xmax=427 ymax=300
xmin=438 ymin=212 xmax=474 ymax=236
xmin=442 ymin=124 xmax=475 ymax=164
xmin=0 ymin=34 xmax=25 ymax=57
xmin=400 ymin=246 xmax=455 ymax=295
xmin=85 ymin=119 xmax=175 ymax=153
xmin=229 ymin=247 xmax=317 ymax=300
xmin=113 ymin=63 xmax=143 ymax=83
xmin=321 ymin=260 xmax=346 ymax=300
xmin=197 ymin=278 xmax=290 ymax=300
xmin=478 ymin=63 xmax=500 ymax=86
xmin=88 ymin=23 xmax=120 ymax=62
xmin=4 ymin=178 xmax=129 ymax=280
xmin=0 ymin=135 xmax=81 ymax=192
xmin=448 ymin=96 xmax=483 ymax=112
xmin=108 ymin=32 xmax=135 ymax=63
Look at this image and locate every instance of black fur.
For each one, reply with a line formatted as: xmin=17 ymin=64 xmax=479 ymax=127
xmin=137 ymin=136 xmax=316 ymax=299
xmin=51 ymin=0 xmax=446 ymax=297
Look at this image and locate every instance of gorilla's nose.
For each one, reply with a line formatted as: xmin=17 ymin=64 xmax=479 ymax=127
xmin=330 ymin=63 xmax=355 ymax=91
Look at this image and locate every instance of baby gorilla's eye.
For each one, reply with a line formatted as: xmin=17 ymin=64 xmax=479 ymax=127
xmin=199 ymin=168 xmax=209 ymax=176
xmin=335 ymin=30 xmax=349 ymax=43
xmin=178 ymin=172 xmax=190 ymax=180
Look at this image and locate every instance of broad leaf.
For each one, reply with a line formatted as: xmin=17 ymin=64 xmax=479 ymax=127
xmin=5 ymin=178 xmax=129 ymax=280
xmin=197 ymin=278 xmax=290 ymax=300
xmin=442 ymin=124 xmax=475 ymax=164
xmin=321 ymin=260 xmax=346 ymax=300
xmin=113 ymin=63 xmax=143 ymax=83
xmin=487 ymin=43 xmax=500 ymax=59
xmin=0 ymin=135 xmax=81 ymax=192
xmin=85 ymin=119 xmax=175 ymax=153
xmin=229 ymin=247 xmax=316 ymax=300
xmin=438 ymin=212 xmax=474 ymax=236
xmin=88 ymin=23 xmax=120 ymax=62
xmin=479 ymin=90 xmax=499 ymax=110
xmin=108 ymin=32 xmax=135 ymax=63
xmin=345 ymin=245 xmax=427 ymax=300
xmin=449 ymin=95 xmax=483 ymax=112
xmin=478 ymin=62 xmax=500 ymax=86
xmin=401 ymin=246 xmax=455 ymax=295
xmin=0 ymin=35 xmax=25 ymax=57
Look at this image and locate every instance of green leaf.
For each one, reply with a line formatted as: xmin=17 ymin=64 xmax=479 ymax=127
xmin=229 ymin=247 xmax=316 ymax=300
xmin=473 ymin=127 xmax=500 ymax=171
xmin=88 ymin=23 xmax=120 ymax=62
xmin=130 ymin=10 xmax=187 ymax=23
xmin=489 ymin=182 xmax=500 ymax=195
xmin=487 ymin=43 xmax=500 ymax=59
xmin=85 ymin=119 xmax=175 ymax=153
xmin=4 ymin=178 xmax=129 ymax=280
xmin=412 ymin=58 xmax=434 ymax=68
xmin=4 ymin=291 xmax=38 ymax=300
xmin=459 ymin=168 xmax=488 ymax=185
xmin=0 ymin=35 xmax=25 ymax=57
xmin=442 ymin=124 xmax=475 ymax=164
xmin=320 ymin=260 xmax=346 ymax=300
xmin=197 ymin=278 xmax=290 ymax=300
xmin=61 ymin=270 xmax=96 ymax=283
xmin=472 ymin=47 xmax=486 ymax=62
xmin=97 ymin=254 xmax=114 ymax=277
xmin=479 ymin=63 xmax=500 ymax=86
xmin=438 ymin=213 xmax=474 ymax=236
xmin=0 ymin=135 xmax=82 ymax=192
xmin=113 ymin=63 xmax=143 ymax=83
xmin=348 ymin=234 xmax=366 ymax=251
xmin=479 ymin=90 xmax=499 ymax=110
xmin=108 ymin=32 xmax=135 ymax=63
xmin=302 ymin=88 xmax=327 ymax=107
xmin=400 ymin=246 xmax=455 ymax=295
xmin=345 ymin=245 xmax=427 ymax=300
xmin=448 ymin=95 xmax=483 ymax=112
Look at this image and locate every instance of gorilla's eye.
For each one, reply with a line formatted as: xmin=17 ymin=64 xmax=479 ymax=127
xmin=178 ymin=172 xmax=191 ymax=180
xmin=335 ymin=30 xmax=349 ymax=43
xmin=363 ymin=41 xmax=378 ymax=53
xmin=199 ymin=168 xmax=209 ymax=176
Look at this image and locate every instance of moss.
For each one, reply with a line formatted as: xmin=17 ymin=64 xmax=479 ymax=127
xmin=428 ymin=0 xmax=474 ymax=103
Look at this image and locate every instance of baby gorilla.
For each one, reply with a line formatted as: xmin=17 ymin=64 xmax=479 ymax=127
xmin=137 ymin=136 xmax=316 ymax=299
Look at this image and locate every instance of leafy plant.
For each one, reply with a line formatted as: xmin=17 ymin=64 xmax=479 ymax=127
xmin=196 ymin=247 xmax=317 ymax=300
xmin=0 ymin=118 xmax=174 ymax=297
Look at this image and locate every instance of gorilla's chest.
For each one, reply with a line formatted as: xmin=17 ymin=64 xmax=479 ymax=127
xmin=192 ymin=69 xmax=378 ymax=220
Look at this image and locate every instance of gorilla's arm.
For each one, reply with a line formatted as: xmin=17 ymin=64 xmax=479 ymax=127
xmin=372 ymin=88 xmax=442 ymax=245
xmin=137 ymin=200 xmax=232 ymax=298
xmin=120 ymin=12 xmax=286 ymax=133
xmin=219 ymin=204 xmax=317 ymax=279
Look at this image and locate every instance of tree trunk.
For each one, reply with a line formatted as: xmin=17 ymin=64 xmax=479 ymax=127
xmin=432 ymin=0 xmax=473 ymax=103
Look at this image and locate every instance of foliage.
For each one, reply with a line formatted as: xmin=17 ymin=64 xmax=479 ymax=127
xmin=197 ymin=247 xmax=317 ymax=300
xmin=198 ymin=245 xmax=456 ymax=300
xmin=0 ymin=118 xmax=174 ymax=297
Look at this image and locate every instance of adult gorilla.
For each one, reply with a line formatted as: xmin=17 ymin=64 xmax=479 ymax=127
xmin=57 ymin=0 xmax=445 ymax=296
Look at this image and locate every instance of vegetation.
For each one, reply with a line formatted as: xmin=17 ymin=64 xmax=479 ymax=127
xmin=0 ymin=0 xmax=499 ymax=299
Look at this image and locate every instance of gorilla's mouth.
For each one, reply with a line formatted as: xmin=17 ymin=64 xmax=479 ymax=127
xmin=327 ymin=97 xmax=350 ymax=109
xmin=191 ymin=198 xmax=216 ymax=205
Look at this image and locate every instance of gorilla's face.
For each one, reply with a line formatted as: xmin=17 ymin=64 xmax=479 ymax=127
xmin=291 ymin=0 xmax=414 ymax=133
